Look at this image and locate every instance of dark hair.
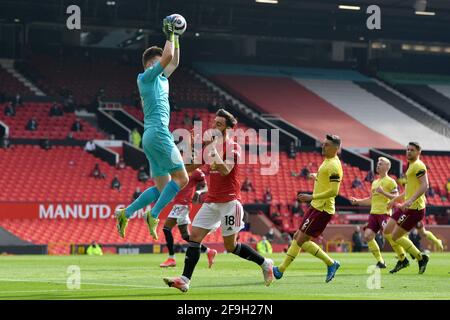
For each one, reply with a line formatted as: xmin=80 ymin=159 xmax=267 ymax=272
xmin=142 ymin=46 xmax=163 ymax=67
xmin=326 ymin=134 xmax=341 ymax=147
xmin=408 ymin=141 xmax=422 ymax=151
xmin=216 ymin=108 xmax=237 ymax=128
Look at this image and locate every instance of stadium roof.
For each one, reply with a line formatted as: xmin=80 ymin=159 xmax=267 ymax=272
xmin=1 ymin=0 xmax=450 ymax=42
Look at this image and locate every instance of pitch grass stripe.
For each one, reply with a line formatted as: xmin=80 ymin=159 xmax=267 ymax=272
xmin=0 ymin=287 xmax=159 ymax=295
xmin=0 ymin=278 xmax=166 ymax=289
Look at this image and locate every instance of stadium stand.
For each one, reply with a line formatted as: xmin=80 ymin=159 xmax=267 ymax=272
xmin=0 ymin=65 xmax=33 ymax=96
xmin=0 ymin=102 xmax=106 ymax=140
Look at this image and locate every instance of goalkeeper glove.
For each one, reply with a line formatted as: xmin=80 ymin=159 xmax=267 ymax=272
xmin=162 ymin=18 xmax=174 ymax=42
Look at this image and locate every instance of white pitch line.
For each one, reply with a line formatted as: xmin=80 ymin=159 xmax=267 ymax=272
xmin=0 ymin=278 xmax=166 ymax=289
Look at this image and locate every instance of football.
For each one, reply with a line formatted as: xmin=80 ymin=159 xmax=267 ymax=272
xmin=169 ymin=13 xmax=187 ymax=36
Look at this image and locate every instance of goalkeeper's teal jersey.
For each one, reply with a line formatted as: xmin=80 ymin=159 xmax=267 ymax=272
xmin=137 ymin=61 xmax=170 ymax=130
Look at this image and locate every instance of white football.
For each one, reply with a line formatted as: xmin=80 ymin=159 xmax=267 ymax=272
xmin=169 ymin=14 xmax=187 ymax=36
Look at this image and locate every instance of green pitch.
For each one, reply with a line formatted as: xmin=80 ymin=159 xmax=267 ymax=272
xmin=0 ymin=253 xmax=449 ymax=300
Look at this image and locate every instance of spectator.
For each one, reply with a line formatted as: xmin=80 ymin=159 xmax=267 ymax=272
xmin=265 ymin=228 xmax=275 ymax=242
xmin=14 ymin=93 xmax=22 ymax=107
xmin=131 ymin=128 xmax=141 ymax=148
xmin=241 ymin=177 xmax=255 ymax=192
xmin=0 ymin=134 xmax=11 ymax=149
xmin=40 ymin=138 xmax=51 ymax=151
xmin=4 ymin=102 xmax=15 ymax=116
xmin=183 ymin=112 xmax=192 ymax=126
xmin=352 ymin=226 xmax=363 ymax=252
xmin=49 ymin=103 xmax=63 ymax=117
xmin=111 ymin=175 xmax=121 ymax=191
xmin=84 ymin=140 xmax=96 ymax=153
xmin=91 ymin=163 xmax=106 ymax=179
xmin=299 ymin=164 xmax=311 ymax=179
xmin=86 ymin=241 xmax=103 ymax=256
xmin=25 ymin=117 xmax=38 ymax=131
xmin=192 ymin=112 xmax=201 ymax=123
xmin=426 ymin=184 xmax=436 ymax=197
xmin=137 ymin=165 xmax=149 ymax=182
xmin=365 ymin=170 xmax=375 ymax=183
xmin=66 ymin=132 xmax=74 ymax=140
xmin=63 ymin=94 xmax=76 ymax=112
xmin=71 ymin=118 xmax=83 ymax=132
xmin=256 ymin=236 xmax=273 ymax=255
xmin=116 ymin=157 xmax=126 ymax=170
xmin=270 ymin=208 xmax=281 ymax=222
xmin=133 ymin=187 xmax=142 ymax=200
xmin=351 ymin=177 xmax=363 ymax=189
xmin=446 ymin=178 xmax=450 ymax=198
xmin=263 ymin=188 xmax=273 ymax=204
xmin=409 ymin=228 xmax=421 ymax=252
xmin=290 ymin=200 xmax=303 ymax=216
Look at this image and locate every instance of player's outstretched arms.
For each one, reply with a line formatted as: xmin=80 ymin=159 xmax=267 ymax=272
xmin=163 ymin=35 xmax=179 ymax=78
xmin=160 ymin=18 xmax=175 ymax=69
xmin=350 ymin=196 xmax=371 ymax=206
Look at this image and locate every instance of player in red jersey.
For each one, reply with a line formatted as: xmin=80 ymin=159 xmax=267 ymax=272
xmin=160 ymin=168 xmax=217 ymax=268
xmin=163 ymin=109 xmax=274 ymax=292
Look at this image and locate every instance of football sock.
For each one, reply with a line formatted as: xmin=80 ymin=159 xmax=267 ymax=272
xmin=279 ymin=240 xmax=301 ymax=273
xmin=302 ymin=241 xmax=334 ymax=266
xmin=368 ymin=239 xmax=384 ymax=263
xmin=385 ymin=233 xmax=406 ymax=261
xmin=182 ymin=241 xmax=201 ymax=280
xmin=125 ymin=186 xmax=160 ymax=218
xmin=395 ymin=236 xmax=422 ymax=261
xmin=163 ymin=226 xmax=174 ymax=256
xmin=232 ymin=243 xmax=265 ymax=265
xmin=424 ymin=230 xmax=441 ymax=248
xmin=151 ymin=180 xmax=180 ymax=218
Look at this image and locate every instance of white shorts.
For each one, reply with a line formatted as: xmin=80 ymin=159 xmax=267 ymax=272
xmin=192 ymin=200 xmax=245 ymax=237
xmin=167 ymin=204 xmax=191 ymax=225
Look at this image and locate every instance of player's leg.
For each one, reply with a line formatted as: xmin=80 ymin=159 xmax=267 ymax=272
xmin=276 ymin=209 xmax=339 ymax=282
xmin=220 ymin=200 xmax=274 ymax=286
xmin=178 ymin=223 xmax=217 ymax=268
xmin=164 ymin=203 xmax=220 ymax=292
xmin=365 ymin=215 xmax=385 ymax=268
xmin=143 ymin=174 xmax=171 ymax=240
xmin=223 ymin=233 xmax=274 ymax=286
xmin=365 ymin=228 xmax=385 ymax=268
xmin=160 ymin=217 xmax=177 ymax=267
xmin=417 ymin=223 xmax=443 ymax=251
xmin=384 ymin=211 xmax=407 ymax=263
xmin=392 ymin=210 xmax=429 ymax=274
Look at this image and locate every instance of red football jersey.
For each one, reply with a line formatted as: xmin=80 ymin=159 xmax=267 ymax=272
xmin=173 ymin=168 xmax=205 ymax=206
xmin=204 ymin=139 xmax=241 ymax=203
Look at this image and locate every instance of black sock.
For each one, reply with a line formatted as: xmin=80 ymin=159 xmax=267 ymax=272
xmin=163 ymin=227 xmax=174 ymax=256
xmin=182 ymin=241 xmax=201 ymax=280
xmin=232 ymin=243 xmax=265 ymax=266
xmin=200 ymin=244 xmax=208 ymax=253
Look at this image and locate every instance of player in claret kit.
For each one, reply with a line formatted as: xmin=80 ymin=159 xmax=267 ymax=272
xmin=160 ymin=168 xmax=217 ymax=269
xmin=163 ymin=109 xmax=274 ymax=293
xmin=386 ymin=142 xmax=430 ymax=274
xmin=350 ymin=157 xmax=399 ymax=269
xmin=273 ymin=134 xmax=343 ymax=283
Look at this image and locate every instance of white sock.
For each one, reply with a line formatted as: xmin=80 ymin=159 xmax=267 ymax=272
xmin=180 ymin=275 xmax=190 ymax=284
xmin=168 ymin=255 xmax=175 ymax=259
xmin=261 ymin=259 xmax=270 ymax=269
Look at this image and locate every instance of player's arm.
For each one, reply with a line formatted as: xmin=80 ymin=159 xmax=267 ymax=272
xmin=388 ymin=191 xmax=405 ymax=209
xmin=404 ymin=173 xmax=429 ymax=207
xmin=163 ymin=35 xmax=179 ymax=78
xmin=209 ymin=145 xmax=236 ymax=176
xmin=311 ymin=181 xmax=340 ymax=200
xmin=350 ymin=196 xmax=371 ymax=206
xmin=376 ymin=185 xmax=399 ymax=200
xmin=159 ymin=21 xmax=175 ymax=69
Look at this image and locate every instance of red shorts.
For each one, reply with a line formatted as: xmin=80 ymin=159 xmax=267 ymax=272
xmin=299 ymin=206 xmax=332 ymax=238
xmin=392 ymin=208 xmax=402 ymax=221
xmin=396 ymin=208 xmax=425 ymax=232
xmin=364 ymin=214 xmax=389 ymax=233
